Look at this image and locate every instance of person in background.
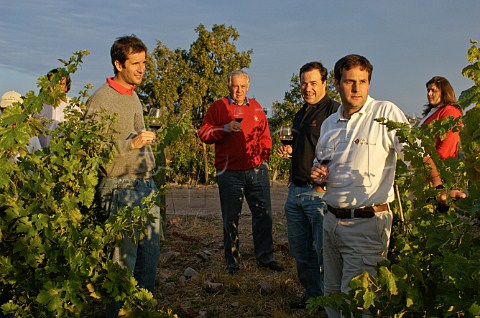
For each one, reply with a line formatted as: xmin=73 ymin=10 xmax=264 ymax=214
xmin=310 ymin=54 xmax=467 ymax=318
xmin=0 ymin=91 xmax=23 ymax=115
xmin=277 ymin=61 xmax=339 ymax=308
xmin=419 ymin=76 xmax=463 ymax=212
xmin=198 ymin=70 xmax=284 ymax=275
xmin=38 ymin=68 xmax=74 ymax=147
xmin=419 ymin=76 xmax=463 ymax=160
xmin=84 ymin=35 xmax=160 ymax=318
xmin=1 ymin=91 xmax=42 ymax=154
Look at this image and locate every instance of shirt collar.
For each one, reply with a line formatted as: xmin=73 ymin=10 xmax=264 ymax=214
xmin=304 ymin=94 xmax=330 ymax=111
xmin=107 ymin=77 xmax=136 ymax=96
xmin=337 ymin=95 xmax=373 ymax=121
xmin=228 ymin=95 xmax=250 ymax=106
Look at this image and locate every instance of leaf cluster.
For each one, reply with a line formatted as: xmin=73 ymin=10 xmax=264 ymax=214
xmin=0 ymin=52 xmax=174 ymax=317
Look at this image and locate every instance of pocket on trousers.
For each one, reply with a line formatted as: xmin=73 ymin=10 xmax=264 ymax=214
xmin=96 ymin=186 xmax=119 ymax=221
xmin=361 ymin=255 xmax=386 ymax=277
xmin=362 ymin=255 xmax=386 ymax=267
xmin=117 ymin=187 xmax=153 ymax=210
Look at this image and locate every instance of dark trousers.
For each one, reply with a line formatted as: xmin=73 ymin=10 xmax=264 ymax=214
xmin=216 ymin=163 xmax=274 ymax=269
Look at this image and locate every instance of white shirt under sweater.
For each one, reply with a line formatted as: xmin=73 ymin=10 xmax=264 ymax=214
xmin=316 ymin=96 xmax=409 ymax=209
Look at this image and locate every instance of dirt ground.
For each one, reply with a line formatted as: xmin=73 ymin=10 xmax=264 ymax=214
xmin=86 ymin=181 xmax=326 ymax=317
xmin=157 ymin=181 xmax=327 ymax=318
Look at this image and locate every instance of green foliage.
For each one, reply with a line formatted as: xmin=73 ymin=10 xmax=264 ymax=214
xmin=0 ymin=52 xmax=175 ymax=317
xmin=460 ymin=40 xmax=480 ymax=188
xmin=459 ymin=40 xmax=480 ymax=110
xmin=326 ymin=70 xmax=340 ymax=101
xmin=308 ymin=40 xmax=480 ymax=317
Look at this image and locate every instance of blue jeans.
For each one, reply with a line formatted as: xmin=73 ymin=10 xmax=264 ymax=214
xmin=216 ymin=163 xmax=274 ymax=270
xmin=97 ymin=177 xmax=161 ymax=318
xmin=284 ymin=183 xmax=326 ymax=298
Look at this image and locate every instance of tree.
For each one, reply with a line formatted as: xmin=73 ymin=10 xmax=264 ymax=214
xmin=326 ymin=69 xmax=340 ymax=101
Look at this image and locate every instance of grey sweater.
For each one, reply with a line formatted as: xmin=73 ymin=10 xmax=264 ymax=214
xmin=85 ymin=83 xmax=156 ymax=179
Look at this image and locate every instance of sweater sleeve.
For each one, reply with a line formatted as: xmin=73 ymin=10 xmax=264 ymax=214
xmin=198 ymin=101 xmax=228 ymax=144
xmin=258 ymin=110 xmax=272 ymax=161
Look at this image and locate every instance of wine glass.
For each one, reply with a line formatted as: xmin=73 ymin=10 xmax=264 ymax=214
xmin=279 ymin=126 xmax=293 ymax=158
xmin=148 ymin=106 xmax=162 ymax=132
xmin=233 ymin=106 xmax=244 ymax=123
xmin=314 ymin=143 xmax=333 ymax=184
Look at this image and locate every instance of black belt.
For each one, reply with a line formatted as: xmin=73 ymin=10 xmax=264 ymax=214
xmin=327 ymin=203 xmax=389 ymax=219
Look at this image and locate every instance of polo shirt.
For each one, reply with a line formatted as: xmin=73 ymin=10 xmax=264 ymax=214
xmin=107 ymin=77 xmax=136 ymax=95
xmin=316 ymin=96 xmax=409 ymax=209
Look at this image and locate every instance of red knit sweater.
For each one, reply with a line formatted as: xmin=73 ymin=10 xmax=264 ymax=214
xmin=422 ymin=105 xmax=462 ymax=159
xmin=198 ymin=97 xmax=271 ymax=170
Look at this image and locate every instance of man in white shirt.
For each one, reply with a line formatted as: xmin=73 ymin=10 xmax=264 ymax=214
xmin=310 ymin=54 xmax=466 ymax=318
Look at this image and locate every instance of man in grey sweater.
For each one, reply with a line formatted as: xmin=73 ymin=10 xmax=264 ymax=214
xmin=84 ymin=35 xmax=160 ymax=318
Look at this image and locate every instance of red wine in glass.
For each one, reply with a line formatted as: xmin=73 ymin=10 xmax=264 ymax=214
xmin=233 ymin=106 xmax=244 ymax=123
xmin=279 ymin=126 xmax=293 ymax=157
xmin=280 ymin=136 xmax=293 ymax=146
xmin=149 ymin=123 xmax=161 ymax=130
xmin=148 ymin=107 xmax=162 ymax=132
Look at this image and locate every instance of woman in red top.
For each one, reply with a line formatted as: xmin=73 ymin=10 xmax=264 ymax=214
xmin=419 ymin=76 xmax=463 ymax=160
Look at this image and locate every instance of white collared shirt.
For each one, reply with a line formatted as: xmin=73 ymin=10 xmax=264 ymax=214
xmin=316 ymin=96 xmax=409 ymax=209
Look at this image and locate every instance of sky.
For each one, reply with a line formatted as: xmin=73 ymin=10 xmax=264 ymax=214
xmin=1 ymin=0 xmax=479 ymax=118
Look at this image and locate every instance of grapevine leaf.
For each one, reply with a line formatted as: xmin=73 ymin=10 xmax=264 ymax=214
xmin=363 ymin=290 xmax=376 ymax=309
xmin=469 ymin=302 xmax=480 ymax=315
xmin=379 ymin=266 xmax=398 ymax=295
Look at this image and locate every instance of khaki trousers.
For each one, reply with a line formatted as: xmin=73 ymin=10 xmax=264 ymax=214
xmin=323 ymin=208 xmax=393 ymax=317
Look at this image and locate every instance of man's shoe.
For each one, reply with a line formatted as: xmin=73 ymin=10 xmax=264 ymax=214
xmin=259 ymin=261 xmax=284 ymax=272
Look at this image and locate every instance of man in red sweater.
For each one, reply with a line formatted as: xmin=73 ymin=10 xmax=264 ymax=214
xmin=198 ymin=70 xmax=283 ymax=275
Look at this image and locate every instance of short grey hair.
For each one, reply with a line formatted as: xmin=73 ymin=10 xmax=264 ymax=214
xmin=228 ymin=70 xmax=250 ymax=87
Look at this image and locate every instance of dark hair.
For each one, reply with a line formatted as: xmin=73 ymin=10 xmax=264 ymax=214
xmin=47 ymin=68 xmax=71 ymax=93
xmin=110 ymin=34 xmax=148 ymax=74
xmin=299 ymin=61 xmax=328 ymax=82
xmin=334 ymin=54 xmax=373 ymax=83
xmin=423 ymin=76 xmax=461 ymax=116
